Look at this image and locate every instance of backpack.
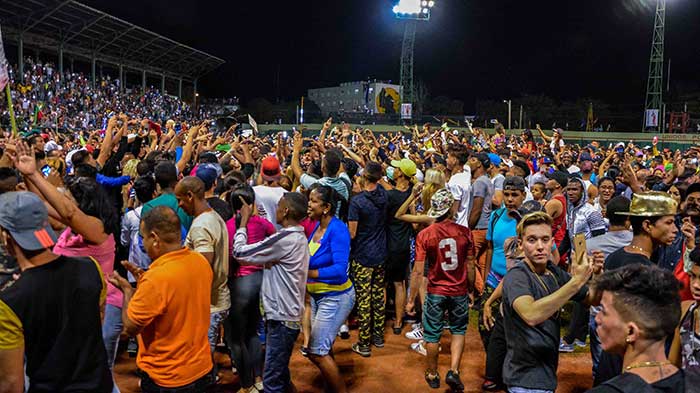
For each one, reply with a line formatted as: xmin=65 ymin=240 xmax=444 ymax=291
xmin=337 ymin=176 xmax=353 ymax=223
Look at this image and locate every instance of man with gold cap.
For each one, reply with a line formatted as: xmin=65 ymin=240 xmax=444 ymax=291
xmin=594 ymin=191 xmax=679 ymax=387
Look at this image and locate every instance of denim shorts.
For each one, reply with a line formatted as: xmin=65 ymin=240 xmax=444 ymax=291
xmin=422 ymin=293 xmax=469 ymax=343
xmin=308 ymin=287 xmax=355 ymax=356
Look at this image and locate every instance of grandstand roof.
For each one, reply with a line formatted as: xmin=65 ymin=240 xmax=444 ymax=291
xmin=0 ymin=0 xmax=224 ymax=82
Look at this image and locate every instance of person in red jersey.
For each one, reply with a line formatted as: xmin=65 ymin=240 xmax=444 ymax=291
xmin=408 ymin=188 xmax=476 ymax=392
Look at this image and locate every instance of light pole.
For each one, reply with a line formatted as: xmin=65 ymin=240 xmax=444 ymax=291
xmin=393 ymin=0 xmax=436 ymax=108
xmin=503 ymin=99 xmax=512 ymax=130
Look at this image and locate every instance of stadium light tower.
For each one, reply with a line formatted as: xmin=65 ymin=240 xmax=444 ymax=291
xmin=393 ymin=0 xmax=436 ymax=107
xmin=643 ymin=0 xmax=666 ymax=132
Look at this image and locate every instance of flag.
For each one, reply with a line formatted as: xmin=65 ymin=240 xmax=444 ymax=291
xmin=0 ymin=26 xmax=8 ymax=91
xmin=248 ymin=114 xmax=258 ymax=136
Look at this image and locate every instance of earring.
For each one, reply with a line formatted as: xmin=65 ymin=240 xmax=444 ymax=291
xmin=625 ymin=337 xmax=632 ymax=344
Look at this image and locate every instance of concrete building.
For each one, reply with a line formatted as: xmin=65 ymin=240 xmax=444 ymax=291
xmin=308 ymin=81 xmax=403 ymax=116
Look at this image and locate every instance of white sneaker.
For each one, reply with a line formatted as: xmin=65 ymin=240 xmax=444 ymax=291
xmin=410 ymin=340 xmax=427 ymax=356
xmin=411 ymin=322 xmax=422 ymax=330
xmin=405 ymin=326 xmax=424 ymax=340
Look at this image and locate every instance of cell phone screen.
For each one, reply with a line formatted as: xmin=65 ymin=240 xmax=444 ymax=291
xmin=41 ymin=165 xmax=51 ymax=177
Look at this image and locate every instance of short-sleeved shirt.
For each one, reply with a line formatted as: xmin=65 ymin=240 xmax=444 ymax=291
xmin=299 ymin=173 xmax=350 ymax=202
xmin=348 ymin=185 xmax=388 ymax=266
xmin=492 ymin=173 xmax=505 ymax=191
xmin=447 ymin=170 xmax=472 ymax=228
xmin=486 ymin=208 xmax=517 ymax=279
xmin=502 ymin=260 xmax=588 ymax=391
xmin=185 ymin=210 xmax=230 ymax=313
xmin=142 ymin=192 xmax=193 ymax=230
xmin=470 ymin=174 xmax=495 ymax=229
xmin=604 ymin=247 xmax=653 ymax=271
xmin=253 ymin=185 xmax=286 ymax=229
xmin=386 ymin=188 xmax=413 ymax=253
xmin=127 ymin=247 xmax=213 ymax=388
xmin=0 ymin=256 xmax=112 ymax=392
xmin=415 ymin=220 xmax=475 ymax=296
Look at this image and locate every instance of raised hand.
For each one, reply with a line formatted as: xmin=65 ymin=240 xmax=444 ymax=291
xmin=13 ymin=141 xmax=37 ymax=176
xmin=121 ymin=260 xmax=146 ymax=281
xmin=108 ymin=271 xmax=132 ymax=293
xmin=682 ymin=217 xmax=696 ymax=251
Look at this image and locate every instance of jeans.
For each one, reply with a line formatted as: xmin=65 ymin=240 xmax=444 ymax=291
xmin=139 ymin=368 xmax=214 ymax=393
xmin=563 ymin=301 xmax=589 ymax=344
xmin=351 ymin=262 xmax=385 ymax=345
xmin=309 ymin=287 xmax=356 ymax=356
xmin=223 ymin=271 xmax=263 ymax=389
xmin=508 ymin=388 xmax=554 ymax=393
xmin=209 ymin=309 xmax=229 ymax=352
xmin=264 ymin=320 xmax=300 ymax=393
xmin=103 ymin=304 xmax=123 ymax=393
xmin=472 ymin=229 xmax=488 ymax=294
xmin=485 ymin=310 xmax=507 ymax=384
xmin=589 ymin=306 xmax=602 ymax=380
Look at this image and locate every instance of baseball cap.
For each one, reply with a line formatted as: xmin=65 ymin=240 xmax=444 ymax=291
xmin=390 ymin=158 xmax=417 ymax=177
xmin=487 ymin=153 xmax=502 ymax=167
xmin=546 ymin=170 xmax=569 ymax=188
xmin=503 ymin=176 xmax=526 ymax=191
xmin=509 ymin=200 xmax=544 ymax=221
xmin=195 ymin=166 xmax=218 ymax=190
xmin=579 ymin=152 xmax=592 ymax=162
xmin=427 ymin=188 xmax=454 ymax=219
xmin=261 ymin=155 xmax=282 ymax=182
xmin=44 ymin=140 xmax=62 ymax=153
xmin=0 ymin=191 xmax=57 ymax=251
xmin=473 ymin=152 xmax=491 ymax=169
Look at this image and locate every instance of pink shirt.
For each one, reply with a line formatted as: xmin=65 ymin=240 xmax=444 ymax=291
xmin=54 ymin=230 xmax=123 ymax=308
xmin=227 ymin=215 xmax=275 ymax=277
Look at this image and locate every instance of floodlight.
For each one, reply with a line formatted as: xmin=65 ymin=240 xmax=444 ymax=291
xmin=428 ymin=1 xmax=435 ymax=7
xmin=422 ymin=8 xmax=429 ymax=14
xmin=421 ymin=0 xmax=428 ymax=6
xmin=393 ymin=0 xmax=422 ymax=15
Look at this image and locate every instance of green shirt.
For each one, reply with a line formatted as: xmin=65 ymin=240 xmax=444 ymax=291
xmin=141 ymin=192 xmax=193 ymax=230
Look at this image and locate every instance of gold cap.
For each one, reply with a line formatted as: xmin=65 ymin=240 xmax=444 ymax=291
xmin=617 ymin=191 xmax=678 ymax=217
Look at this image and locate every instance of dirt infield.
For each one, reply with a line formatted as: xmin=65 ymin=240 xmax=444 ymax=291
xmin=114 ymin=322 xmax=593 ymax=393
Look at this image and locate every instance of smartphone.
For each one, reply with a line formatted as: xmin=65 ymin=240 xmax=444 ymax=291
xmin=41 ymin=165 xmax=51 ymax=177
xmin=573 ymin=233 xmax=587 ymax=266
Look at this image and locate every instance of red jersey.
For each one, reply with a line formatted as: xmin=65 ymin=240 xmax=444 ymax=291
xmin=415 ymin=220 xmax=475 ymax=296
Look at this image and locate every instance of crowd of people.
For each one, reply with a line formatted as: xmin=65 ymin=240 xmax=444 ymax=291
xmin=0 ymin=60 xmax=699 ymax=393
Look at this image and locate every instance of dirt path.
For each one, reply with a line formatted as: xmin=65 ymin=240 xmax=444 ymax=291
xmin=114 ymin=323 xmax=593 ymax=393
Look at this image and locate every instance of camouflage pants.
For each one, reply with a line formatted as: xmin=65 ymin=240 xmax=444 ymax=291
xmin=351 ymin=261 xmax=386 ymax=345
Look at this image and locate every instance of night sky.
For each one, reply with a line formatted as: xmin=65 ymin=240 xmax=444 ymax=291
xmin=85 ymin=0 xmax=700 ymax=111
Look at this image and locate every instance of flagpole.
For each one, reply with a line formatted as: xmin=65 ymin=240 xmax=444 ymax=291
xmin=5 ymin=84 xmax=17 ymax=137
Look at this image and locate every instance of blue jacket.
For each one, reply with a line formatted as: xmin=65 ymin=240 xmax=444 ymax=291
xmin=96 ymin=173 xmax=130 ymax=188
xmin=307 ymin=217 xmax=352 ymax=295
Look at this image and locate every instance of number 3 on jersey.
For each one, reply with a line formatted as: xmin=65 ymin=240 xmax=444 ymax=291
xmin=439 ymin=238 xmax=459 ymax=271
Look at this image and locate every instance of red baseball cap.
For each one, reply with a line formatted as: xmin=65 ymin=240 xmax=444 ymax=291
xmin=261 ymin=156 xmax=282 ymax=181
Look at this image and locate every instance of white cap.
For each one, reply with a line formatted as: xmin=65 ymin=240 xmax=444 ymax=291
xmin=415 ymin=168 xmax=424 ymax=183
xmin=43 ymin=141 xmax=62 ymax=153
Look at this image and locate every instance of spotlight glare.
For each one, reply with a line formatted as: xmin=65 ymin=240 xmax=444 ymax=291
xmin=422 ymin=7 xmax=429 ymax=14
xmin=421 ymin=0 xmax=428 ymax=6
xmin=392 ymin=0 xmax=422 ymax=15
xmin=428 ymin=0 xmax=435 ymax=7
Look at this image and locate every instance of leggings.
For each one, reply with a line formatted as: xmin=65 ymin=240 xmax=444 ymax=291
xmin=224 ymin=271 xmax=264 ymax=389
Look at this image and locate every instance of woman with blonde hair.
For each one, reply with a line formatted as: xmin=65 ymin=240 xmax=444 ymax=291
xmin=394 ymin=168 xmax=446 ymax=353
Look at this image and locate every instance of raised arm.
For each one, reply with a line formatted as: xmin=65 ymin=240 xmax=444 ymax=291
xmin=96 ymin=115 xmax=118 ymax=167
xmin=15 ymin=142 xmax=107 ymax=245
xmin=291 ymin=132 xmax=304 ymax=180
xmin=176 ymin=123 xmax=201 ymax=173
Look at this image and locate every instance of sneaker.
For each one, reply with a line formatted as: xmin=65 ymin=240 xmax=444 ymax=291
xmin=393 ymin=326 xmax=402 ymax=335
xmin=338 ymin=324 xmax=350 ymax=339
xmin=411 ymin=340 xmax=427 ymax=356
xmin=481 ymin=379 xmax=503 ymax=392
xmin=558 ymin=339 xmax=575 ymax=353
xmin=351 ymin=342 xmax=371 ymax=357
xmin=574 ymin=339 xmax=587 ymax=348
xmin=411 ymin=322 xmax=422 ymax=330
xmin=405 ymin=327 xmax=424 ymax=340
xmin=445 ymin=370 xmax=464 ymax=392
xmin=425 ymin=371 xmax=440 ymax=389
xmin=299 ymin=346 xmax=309 ymax=357
xmin=372 ymin=336 xmax=385 ymax=348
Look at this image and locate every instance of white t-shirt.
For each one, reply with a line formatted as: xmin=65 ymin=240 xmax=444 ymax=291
xmin=253 ymin=185 xmax=286 ymax=229
xmin=447 ymin=170 xmax=472 ymax=228
xmin=185 ymin=210 xmax=230 ymax=313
